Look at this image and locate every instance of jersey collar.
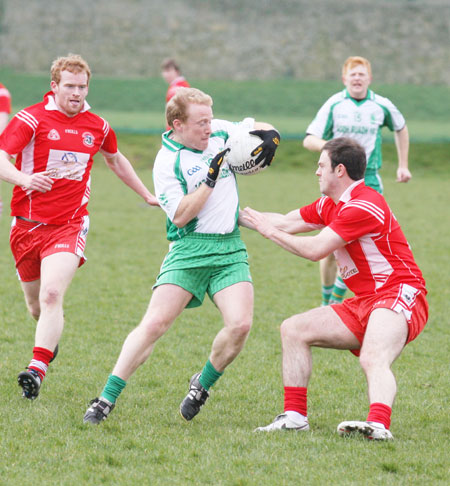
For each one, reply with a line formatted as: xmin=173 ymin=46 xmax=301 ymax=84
xmin=161 ymin=130 xmax=203 ymax=153
xmin=169 ymin=76 xmax=186 ymax=87
xmin=339 ymin=179 xmax=365 ymax=203
xmin=343 ymin=89 xmax=373 ymax=105
xmin=43 ymin=91 xmax=91 ymax=113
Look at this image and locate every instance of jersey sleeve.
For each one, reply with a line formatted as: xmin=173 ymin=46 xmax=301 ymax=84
xmin=0 ymin=112 xmax=35 ymax=156
xmin=212 ymin=117 xmax=255 ymax=140
xmin=329 ymin=200 xmax=385 ymax=243
xmin=305 ymin=94 xmax=340 ymax=140
xmin=300 ymin=196 xmax=333 ymax=228
xmin=374 ymin=94 xmax=406 ymax=132
xmin=153 ymin=150 xmax=186 ymax=222
xmin=99 ymin=122 xmax=118 ymax=155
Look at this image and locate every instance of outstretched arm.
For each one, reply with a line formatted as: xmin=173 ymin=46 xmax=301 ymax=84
xmin=242 ymin=206 xmax=346 ymax=261
xmin=239 ymin=207 xmax=314 ymax=234
xmin=103 ymin=150 xmax=159 ymax=207
xmin=394 ymin=125 xmax=411 ymax=182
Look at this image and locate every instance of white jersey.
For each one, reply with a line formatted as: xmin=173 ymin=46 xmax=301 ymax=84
xmin=154 ymin=118 xmax=254 ymax=241
xmin=306 ymin=89 xmax=405 ymax=171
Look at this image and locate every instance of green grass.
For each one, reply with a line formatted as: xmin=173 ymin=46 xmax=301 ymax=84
xmin=1 ymin=69 xmax=449 ymax=141
xmin=0 ymin=137 xmax=449 ymax=485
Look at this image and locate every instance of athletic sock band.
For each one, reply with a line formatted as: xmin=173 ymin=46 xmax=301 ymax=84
xmin=284 ymin=386 xmax=307 ymax=417
xmin=28 ymin=346 xmax=54 ymax=381
xmin=101 ymin=374 xmax=127 ymax=404
xmin=199 ymin=360 xmax=223 ymax=391
xmin=367 ymin=402 xmax=392 ymax=430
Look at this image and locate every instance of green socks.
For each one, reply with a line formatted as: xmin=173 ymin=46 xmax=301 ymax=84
xmin=321 ymin=284 xmax=333 ymax=306
xmin=199 ymin=360 xmax=223 ymax=391
xmin=329 ymin=276 xmax=347 ymax=304
xmin=101 ymin=374 xmax=127 ymax=404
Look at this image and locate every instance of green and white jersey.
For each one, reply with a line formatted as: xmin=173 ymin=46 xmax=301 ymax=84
xmin=154 ymin=118 xmax=254 ymax=241
xmin=306 ymin=89 xmax=405 ymax=170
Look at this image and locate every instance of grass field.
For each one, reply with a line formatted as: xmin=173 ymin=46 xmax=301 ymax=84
xmin=0 ymin=137 xmax=449 ymax=485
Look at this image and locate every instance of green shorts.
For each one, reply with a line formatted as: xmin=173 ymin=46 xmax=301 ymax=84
xmin=154 ymin=231 xmax=252 ymax=308
xmin=364 ymin=169 xmax=383 ymax=194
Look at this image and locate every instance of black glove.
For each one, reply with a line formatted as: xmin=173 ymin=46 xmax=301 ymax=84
xmin=249 ymin=129 xmax=281 ymax=167
xmin=205 ymin=148 xmax=230 ymax=188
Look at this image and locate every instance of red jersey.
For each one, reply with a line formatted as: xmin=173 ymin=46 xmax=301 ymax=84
xmin=0 ymin=92 xmax=118 ymax=225
xmin=165 ymin=76 xmax=190 ymax=103
xmin=300 ymin=180 xmax=426 ymax=297
xmin=0 ymin=83 xmax=11 ymax=114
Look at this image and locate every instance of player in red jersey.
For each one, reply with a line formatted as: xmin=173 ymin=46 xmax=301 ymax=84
xmin=241 ymin=137 xmax=428 ymax=440
xmin=161 ymin=58 xmax=191 ymax=103
xmin=161 ymin=58 xmax=191 ymax=130
xmin=0 ymin=82 xmax=12 ymax=217
xmin=0 ymin=54 xmax=159 ymax=400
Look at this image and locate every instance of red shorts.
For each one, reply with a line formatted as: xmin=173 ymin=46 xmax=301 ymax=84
xmin=10 ymin=216 xmax=89 ymax=282
xmin=332 ymin=284 xmax=428 ymax=356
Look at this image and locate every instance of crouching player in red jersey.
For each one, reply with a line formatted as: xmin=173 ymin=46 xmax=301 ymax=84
xmin=0 ymin=54 xmax=159 ymax=400
xmin=241 ymin=137 xmax=428 ymax=440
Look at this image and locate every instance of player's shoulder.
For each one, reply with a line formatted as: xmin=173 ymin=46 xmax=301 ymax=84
xmin=11 ymin=100 xmax=47 ymax=130
xmin=81 ymin=110 xmax=111 ymax=129
xmin=154 ymin=138 xmax=180 ymax=170
xmin=341 ymin=185 xmax=388 ymax=222
xmin=370 ymin=91 xmax=397 ymax=109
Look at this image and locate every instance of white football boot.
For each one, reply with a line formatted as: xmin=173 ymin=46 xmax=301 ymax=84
xmin=255 ymin=413 xmax=310 ymax=432
xmin=337 ymin=420 xmax=394 ymax=440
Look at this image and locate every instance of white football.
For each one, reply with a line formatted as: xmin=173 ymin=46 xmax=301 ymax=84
xmin=225 ymin=129 xmax=267 ymax=176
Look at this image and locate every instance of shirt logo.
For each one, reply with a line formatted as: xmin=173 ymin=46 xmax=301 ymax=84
xmin=187 ymin=165 xmax=202 ymax=176
xmin=48 ymin=129 xmax=60 ymax=140
xmin=82 ymin=132 xmax=95 ymax=147
xmin=354 ymin=112 xmax=362 ymax=123
xmin=65 ymin=129 xmax=79 ymax=134
xmin=61 ymin=152 xmax=79 ymax=163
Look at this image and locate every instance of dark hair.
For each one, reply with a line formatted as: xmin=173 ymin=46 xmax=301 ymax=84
xmin=322 ymin=138 xmax=366 ymax=180
xmin=161 ymin=58 xmax=181 ymax=72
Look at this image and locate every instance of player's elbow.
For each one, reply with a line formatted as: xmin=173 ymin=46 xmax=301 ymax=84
xmin=306 ymin=246 xmax=331 ymax=262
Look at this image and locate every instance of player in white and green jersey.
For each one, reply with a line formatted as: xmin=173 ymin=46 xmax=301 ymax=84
xmin=303 ymin=56 xmax=411 ymax=306
xmin=84 ymin=87 xmax=280 ymax=425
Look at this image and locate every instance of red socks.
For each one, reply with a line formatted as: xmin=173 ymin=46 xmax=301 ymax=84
xmin=283 ymin=389 xmax=392 ymax=430
xmin=284 ymin=386 xmax=307 ymax=416
xmin=367 ymin=402 xmax=392 ymax=429
xmin=28 ymin=346 xmax=54 ymax=381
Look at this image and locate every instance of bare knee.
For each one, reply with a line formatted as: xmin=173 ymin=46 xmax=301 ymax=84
xmin=26 ymin=301 xmax=41 ymax=321
xmin=227 ymin=316 xmax=252 ymax=341
xmin=281 ymin=315 xmax=305 ymax=343
xmin=40 ymin=287 xmax=63 ymax=308
xmin=138 ymin=314 xmax=172 ymax=343
xmin=359 ymin=349 xmax=384 ymax=374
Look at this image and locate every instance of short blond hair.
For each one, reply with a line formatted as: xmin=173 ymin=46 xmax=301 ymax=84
xmin=166 ymin=87 xmax=213 ymax=128
xmin=51 ymin=54 xmax=91 ymax=85
xmin=342 ymin=56 xmax=372 ymax=77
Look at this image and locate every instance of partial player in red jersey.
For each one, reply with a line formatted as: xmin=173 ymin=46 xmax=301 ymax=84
xmin=161 ymin=58 xmax=190 ymax=129
xmin=0 ymin=54 xmax=159 ymax=401
xmin=240 ymin=137 xmax=428 ymax=440
xmin=0 ymin=82 xmax=11 ymax=217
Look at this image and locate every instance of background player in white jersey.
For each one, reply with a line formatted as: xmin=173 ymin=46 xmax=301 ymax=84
xmin=241 ymin=137 xmax=427 ymax=440
xmin=303 ymin=56 xmax=411 ymax=306
xmin=84 ymin=87 xmax=280 ymax=425
xmin=0 ymin=54 xmax=159 ymax=400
